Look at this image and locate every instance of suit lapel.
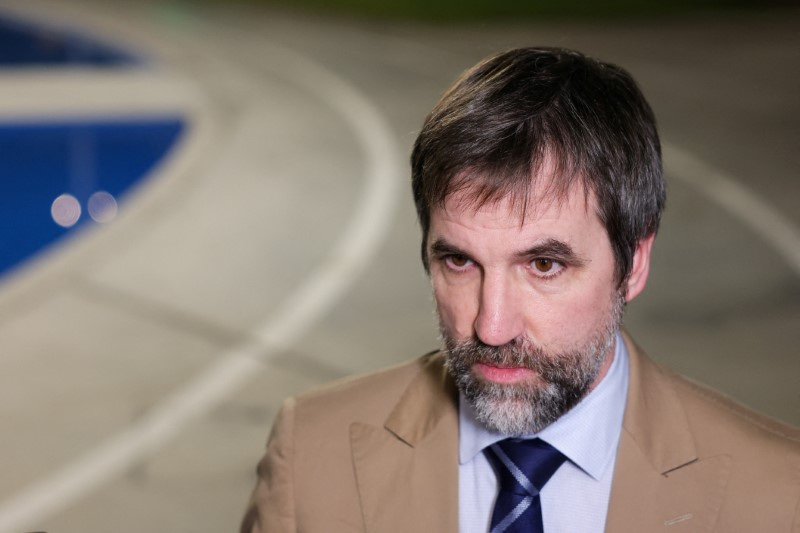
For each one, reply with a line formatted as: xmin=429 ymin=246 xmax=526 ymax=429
xmin=350 ymin=353 xmax=459 ymax=533
xmin=606 ymin=334 xmax=732 ymax=531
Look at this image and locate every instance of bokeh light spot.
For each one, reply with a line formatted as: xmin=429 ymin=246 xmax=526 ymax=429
xmin=51 ymin=194 xmax=81 ymax=227
xmin=88 ymin=191 xmax=118 ymax=223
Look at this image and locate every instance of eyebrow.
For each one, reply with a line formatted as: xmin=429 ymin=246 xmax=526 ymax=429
xmin=429 ymin=238 xmax=469 ymax=258
xmin=515 ymin=238 xmax=587 ymax=266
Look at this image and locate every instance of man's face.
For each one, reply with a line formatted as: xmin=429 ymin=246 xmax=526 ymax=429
xmin=428 ymin=178 xmax=631 ymax=436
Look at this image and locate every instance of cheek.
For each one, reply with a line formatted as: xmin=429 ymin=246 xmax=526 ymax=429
xmin=528 ymin=283 xmax=616 ymax=345
xmin=432 ymin=276 xmax=478 ymax=338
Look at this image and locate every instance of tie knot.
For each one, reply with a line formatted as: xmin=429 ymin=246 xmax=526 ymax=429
xmin=485 ymin=438 xmax=567 ymax=497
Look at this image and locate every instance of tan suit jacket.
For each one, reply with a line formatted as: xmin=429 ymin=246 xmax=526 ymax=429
xmin=242 ymin=333 xmax=800 ymax=532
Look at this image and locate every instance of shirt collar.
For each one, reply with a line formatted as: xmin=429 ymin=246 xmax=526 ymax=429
xmin=458 ymin=332 xmax=630 ymax=481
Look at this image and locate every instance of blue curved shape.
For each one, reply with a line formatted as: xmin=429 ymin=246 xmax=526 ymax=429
xmin=0 ymin=118 xmax=185 ymax=278
xmin=0 ymin=13 xmax=138 ymax=66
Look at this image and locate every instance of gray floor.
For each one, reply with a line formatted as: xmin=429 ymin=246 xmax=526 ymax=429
xmin=0 ymin=1 xmax=797 ymax=531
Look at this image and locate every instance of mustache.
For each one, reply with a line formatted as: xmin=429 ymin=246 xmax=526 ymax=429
xmin=445 ymin=337 xmax=534 ymax=365
xmin=444 ymin=336 xmax=571 ymax=378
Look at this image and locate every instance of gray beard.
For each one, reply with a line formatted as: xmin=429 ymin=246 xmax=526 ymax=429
xmin=441 ymin=293 xmax=624 ymax=437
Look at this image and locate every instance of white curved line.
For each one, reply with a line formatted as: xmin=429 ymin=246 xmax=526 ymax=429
xmin=664 ymin=143 xmax=800 ymax=278
xmin=0 ymin=44 xmax=402 ymax=533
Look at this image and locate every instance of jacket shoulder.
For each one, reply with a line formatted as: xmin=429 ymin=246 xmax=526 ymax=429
xmin=667 ymin=369 xmax=800 ymax=452
xmin=292 ymin=351 xmax=444 ymax=429
xmin=623 ymin=331 xmax=799 ymax=454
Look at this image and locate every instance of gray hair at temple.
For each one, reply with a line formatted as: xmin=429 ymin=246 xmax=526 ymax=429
xmin=411 ymin=46 xmax=666 ymax=286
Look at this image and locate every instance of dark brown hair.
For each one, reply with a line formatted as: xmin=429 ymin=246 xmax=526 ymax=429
xmin=411 ymin=47 xmax=665 ymax=284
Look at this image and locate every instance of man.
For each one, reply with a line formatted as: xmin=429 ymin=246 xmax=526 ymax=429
xmin=241 ymin=47 xmax=800 ymax=532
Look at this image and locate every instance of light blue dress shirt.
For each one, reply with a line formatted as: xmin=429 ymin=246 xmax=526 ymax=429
xmin=458 ymin=332 xmax=630 ymax=533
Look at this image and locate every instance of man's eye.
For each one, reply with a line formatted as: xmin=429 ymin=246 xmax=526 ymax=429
xmin=530 ymin=258 xmax=563 ymax=277
xmin=445 ymin=254 xmax=472 ymax=270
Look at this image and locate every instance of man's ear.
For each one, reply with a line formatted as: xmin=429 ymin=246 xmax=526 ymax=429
xmin=625 ymin=234 xmax=655 ymax=302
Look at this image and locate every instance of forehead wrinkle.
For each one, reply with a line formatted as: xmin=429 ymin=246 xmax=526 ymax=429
xmin=442 ymin=175 xmax=595 ymax=232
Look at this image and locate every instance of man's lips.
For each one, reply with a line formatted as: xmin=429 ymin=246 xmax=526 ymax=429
xmin=474 ymin=362 xmax=536 ymax=384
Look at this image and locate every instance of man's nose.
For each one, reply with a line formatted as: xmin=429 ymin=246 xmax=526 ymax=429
xmin=474 ymin=272 xmax=524 ymax=346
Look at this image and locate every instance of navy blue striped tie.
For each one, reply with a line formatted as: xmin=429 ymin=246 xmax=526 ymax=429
xmin=484 ymin=438 xmax=567 ymax=533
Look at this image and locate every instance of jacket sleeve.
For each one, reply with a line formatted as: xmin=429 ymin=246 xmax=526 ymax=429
xmin=241 ymin=397 xmax=297 ymax=533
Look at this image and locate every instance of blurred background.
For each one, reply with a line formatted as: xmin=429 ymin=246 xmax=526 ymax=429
xmin=0 ymin=0 xmax=797 ymax=531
